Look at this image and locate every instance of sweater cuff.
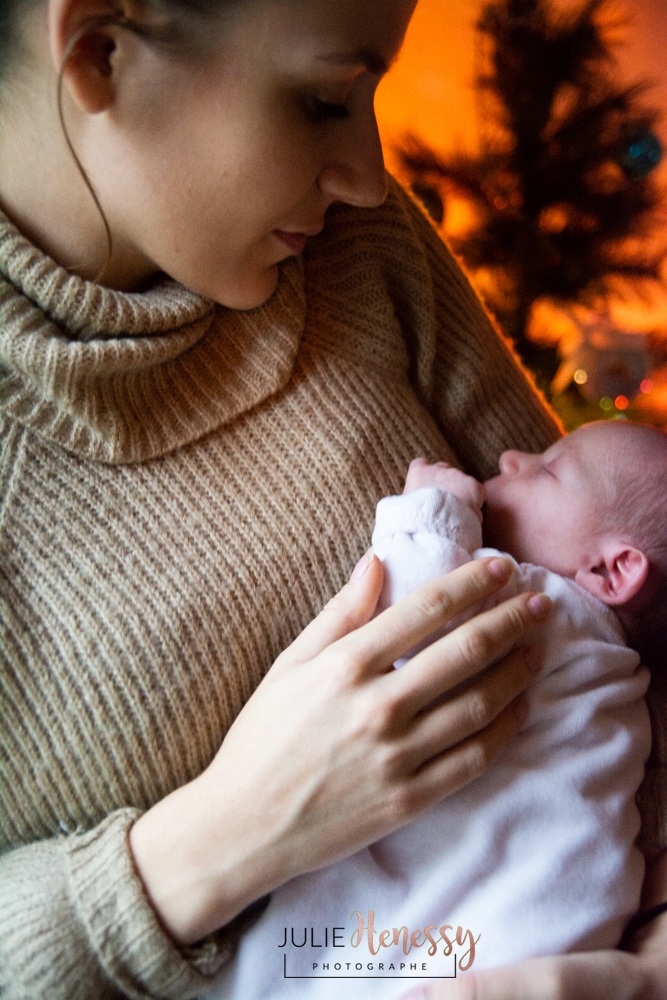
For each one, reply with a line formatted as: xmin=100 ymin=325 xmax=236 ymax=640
xmin=66 ymin=808 xmax=233 ymax=999
xmin=372 ymin=488 xmax=483 ymax=553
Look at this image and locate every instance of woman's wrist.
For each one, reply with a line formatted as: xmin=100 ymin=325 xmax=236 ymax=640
xmin=129 ymin=772 xmax=281 ymax=946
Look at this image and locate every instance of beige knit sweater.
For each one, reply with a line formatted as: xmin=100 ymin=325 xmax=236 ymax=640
xmin=0 ymin=178 xmax=663 ymax=1000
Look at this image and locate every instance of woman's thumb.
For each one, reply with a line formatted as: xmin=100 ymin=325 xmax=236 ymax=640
xmin=279 ymin=552 xmax=384 ymax=667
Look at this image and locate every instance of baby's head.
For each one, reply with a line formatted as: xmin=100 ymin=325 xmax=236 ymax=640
xmin=484 ymin=420 xmax=667 ymax=657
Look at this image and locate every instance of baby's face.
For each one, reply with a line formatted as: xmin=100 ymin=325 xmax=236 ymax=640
xmin=483 ymin=424 xmax=614 ymax=575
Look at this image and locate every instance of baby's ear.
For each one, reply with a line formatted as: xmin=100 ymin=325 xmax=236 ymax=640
xmin=575 ymin=543 xmax=649 ymax=606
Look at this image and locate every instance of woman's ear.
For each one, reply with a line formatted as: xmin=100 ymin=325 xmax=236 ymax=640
xmin=48 ymin=0 xmax=123 ymax=113
xmin=575 ymin=544 xmax=649 ymax=607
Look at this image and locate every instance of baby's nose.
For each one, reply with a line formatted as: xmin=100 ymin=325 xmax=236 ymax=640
xmin=498 ymin=449 xmax=524 ymax=474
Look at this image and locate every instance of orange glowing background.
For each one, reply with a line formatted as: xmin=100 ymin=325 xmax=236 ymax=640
xmin=376 ymin=0 xmax=667 ymax=179
xmin=375 ymin=0 xmax=667 ymax=344
xmin=376 ymin=0 xmax=481 ymax=173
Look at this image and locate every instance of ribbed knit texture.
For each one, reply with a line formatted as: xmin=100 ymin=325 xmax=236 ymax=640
xmin=0 ymin=218 xmax=305 ymax=464
xmin=0 ymin=178 xmax=659 ymax=999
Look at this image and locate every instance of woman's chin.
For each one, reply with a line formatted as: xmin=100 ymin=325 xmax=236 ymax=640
xmin=225 ymin=265 xmax=281 ymax=311
xmin=180 ymin=263 xmax=281 ymax=311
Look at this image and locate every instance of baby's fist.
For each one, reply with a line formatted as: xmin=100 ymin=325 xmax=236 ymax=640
xmin=403 ymin=458 xmax=486 ymax=522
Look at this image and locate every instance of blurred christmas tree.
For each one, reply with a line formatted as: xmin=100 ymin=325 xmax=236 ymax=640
xmin=400 ymin=0 xmax=665 ymax=391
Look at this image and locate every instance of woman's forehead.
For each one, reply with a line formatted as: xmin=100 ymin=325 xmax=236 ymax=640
xmin=239 ymin=0 xmax=417 ymax=67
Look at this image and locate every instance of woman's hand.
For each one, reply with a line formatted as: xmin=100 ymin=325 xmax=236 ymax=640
xmin=130 ymin=553 xmax=550 ymax=946
xmin=399 ymin=853 xmax=667 ymax=1000
xmin=400 ymin=950 xmax=666 ymax=1000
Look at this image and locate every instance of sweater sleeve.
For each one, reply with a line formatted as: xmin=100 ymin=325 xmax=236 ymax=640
xmin=0 ymin=810 xmax=235 ymax=1000
xmin=382 ymin=177 xmax=562 ymax=481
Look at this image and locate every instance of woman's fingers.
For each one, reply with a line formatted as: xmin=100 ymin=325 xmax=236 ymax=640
xmin=277 ymin=555 xmax=522 ymax=681
xmin=335 ymin=557 xmax=515 ymax=675
xmin=393 ymin=590 xmax=550 ymax=715
xmin=403 ymin=645 xmax=539 ymax=769
xmin=407 ymin=949 xmax=651 ymax=1000
xmin=395 ymin=695 xmax=528 ymax=816
xmin=273 ymin=552 xmax=384 ymax=669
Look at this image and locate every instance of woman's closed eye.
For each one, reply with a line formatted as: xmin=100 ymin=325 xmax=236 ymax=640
xmin=307 ymin=97 xmax=351 ymax=122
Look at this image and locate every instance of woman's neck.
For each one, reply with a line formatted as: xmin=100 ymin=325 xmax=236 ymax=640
xmin=0 ymin=44 xmax=158 ymax=291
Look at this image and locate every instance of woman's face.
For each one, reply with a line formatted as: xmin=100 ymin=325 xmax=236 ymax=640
xmin=91 ymin=0 xmax=417 ymax=308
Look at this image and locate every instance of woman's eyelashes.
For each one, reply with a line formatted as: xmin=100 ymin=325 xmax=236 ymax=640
xmin=306 ymin=97 xmax=351 ymax=122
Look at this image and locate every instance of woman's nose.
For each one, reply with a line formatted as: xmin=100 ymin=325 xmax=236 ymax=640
xmin=316 ymin=106 xmax=389 ymax=210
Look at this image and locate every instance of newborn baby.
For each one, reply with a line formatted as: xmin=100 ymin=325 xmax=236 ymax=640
xmin=208 ymin=421 xmax=664 ymax=1000
xmin=387 ymin=419 xmax=666 ymax=667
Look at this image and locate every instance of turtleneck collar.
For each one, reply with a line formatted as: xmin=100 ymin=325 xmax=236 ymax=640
xmin=0 ymin=210 xmax=306 ymax=464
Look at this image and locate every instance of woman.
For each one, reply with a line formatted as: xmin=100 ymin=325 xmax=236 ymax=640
xmin=0 ymin=0 xmax=664 ymax=997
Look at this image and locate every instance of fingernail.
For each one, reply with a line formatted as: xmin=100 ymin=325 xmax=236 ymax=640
xmin=524 ymin=646 xmax=542 ymax=674
xmin=351 ymin=550 xmax=373 ymax=581
xmin=513 ymin=696 xmax=528 ymax=724
xmin=527 ymin=593 xmax=551 ymax=620
xmin=488 ymin=557 xmax=512 ymax=582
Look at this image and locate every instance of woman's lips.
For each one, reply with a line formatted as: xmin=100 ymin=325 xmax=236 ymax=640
xmin=273 ymin=230 xmax=310 ymax=256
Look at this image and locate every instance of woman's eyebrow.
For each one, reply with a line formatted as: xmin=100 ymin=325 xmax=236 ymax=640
xmin=317 ymin=48 xmax=391 ymax=75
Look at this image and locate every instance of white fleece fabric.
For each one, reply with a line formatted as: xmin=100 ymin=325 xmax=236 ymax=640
xmin=205 ymin=488 xmax=651 ymax=1000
